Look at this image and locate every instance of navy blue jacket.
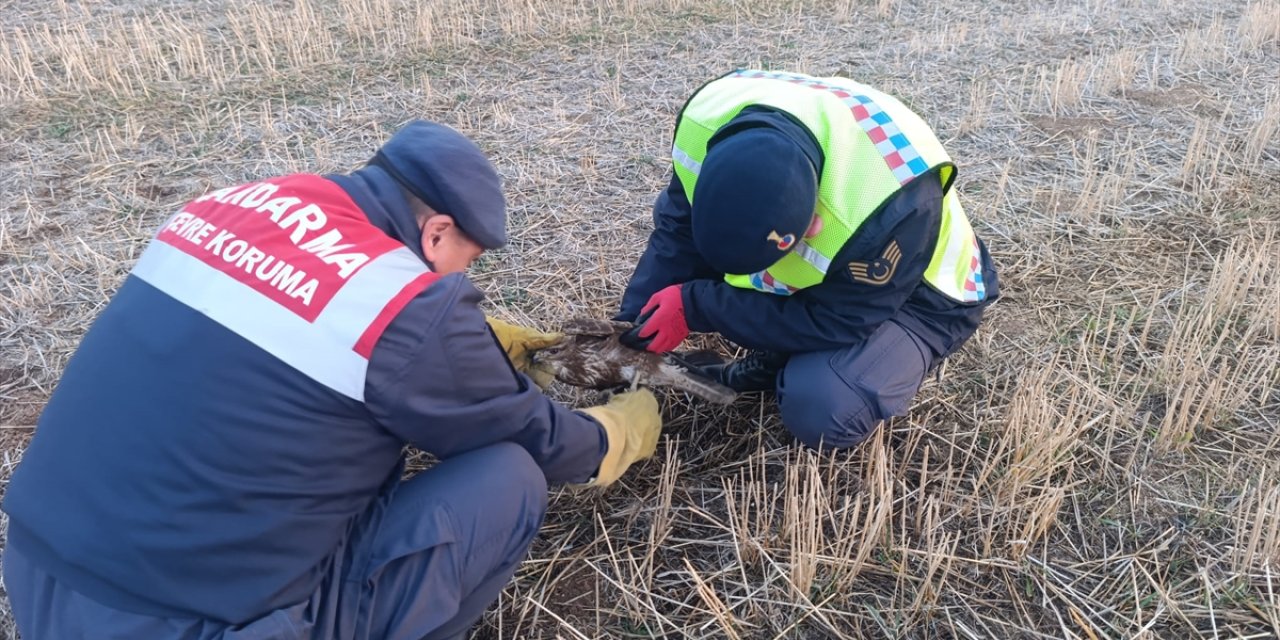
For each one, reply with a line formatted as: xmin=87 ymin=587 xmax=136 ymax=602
xmin=619 ymin=109 xmax=999 ymax=358
xmin=2 ymin=166 xmax=608 ymax=624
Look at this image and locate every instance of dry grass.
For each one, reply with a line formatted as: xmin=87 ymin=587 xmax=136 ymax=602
xmin=2 ymin=0 xmax=1279 ymax=638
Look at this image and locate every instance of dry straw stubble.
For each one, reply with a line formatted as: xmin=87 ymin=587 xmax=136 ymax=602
xmin=2 ymin=0 xmax=1279 ymax=638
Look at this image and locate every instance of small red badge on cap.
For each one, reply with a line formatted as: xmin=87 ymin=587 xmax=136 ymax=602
xmin=767 ymin=230 xmax=796 ymax=250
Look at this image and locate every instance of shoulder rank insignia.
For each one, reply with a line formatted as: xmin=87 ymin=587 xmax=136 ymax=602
xmin=848 ymin=240 xmax=901 ymax=285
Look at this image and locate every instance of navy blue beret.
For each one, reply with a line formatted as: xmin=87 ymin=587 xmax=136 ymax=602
xmin=692 ymin=127 xmax=818 ymax=275
xmin=370 ymin=120 xmax=507 ymax=249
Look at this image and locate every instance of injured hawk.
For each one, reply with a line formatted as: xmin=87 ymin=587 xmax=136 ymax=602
xmin=533 ymin=318 xmax=737 ymax=405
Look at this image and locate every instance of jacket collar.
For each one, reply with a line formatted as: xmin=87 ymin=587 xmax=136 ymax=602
xmin=326 ymin=166 xmax=427 ymax=262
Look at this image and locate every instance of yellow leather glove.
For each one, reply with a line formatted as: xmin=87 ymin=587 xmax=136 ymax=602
xmin=579 ymin=389 xmax=662 ymax=487
xmin=485 ymin=315 xmax=562 ymax=389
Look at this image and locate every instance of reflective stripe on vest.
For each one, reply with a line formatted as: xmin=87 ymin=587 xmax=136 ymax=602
xmin=730 ymin=70 xmax=939 ymax=185
xmin=925 ymin=190 xmax=987 ymax=303
xmin=791 ymin=240 xmax=832 ymax=273
xmin=131 ymin=174 xmax=438 ymax=402
xmin=671 ymin=69 xmax=984 ymax=303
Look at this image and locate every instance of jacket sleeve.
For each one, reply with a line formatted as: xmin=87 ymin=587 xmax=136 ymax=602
xmin=364 ymin=274 xmax=608 ymax=484
xmin=680 ymin=176 xmax=944 ymax=353
xmin=617 ymin=173 xmax=721 ymax=321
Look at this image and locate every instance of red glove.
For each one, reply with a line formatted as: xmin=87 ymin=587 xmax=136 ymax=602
xmin=623 ymin=284 xmax=688 ymax=353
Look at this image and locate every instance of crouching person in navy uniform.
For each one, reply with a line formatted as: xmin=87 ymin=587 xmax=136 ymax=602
xmin=618 ymin=70 xmax=1000 ymax=450
xmin=2 ymin=121 xmax=662 ymax=640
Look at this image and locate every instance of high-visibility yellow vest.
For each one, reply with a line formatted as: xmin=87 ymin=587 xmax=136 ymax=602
xmin=672 ymin=70 xmax=987 ymax=303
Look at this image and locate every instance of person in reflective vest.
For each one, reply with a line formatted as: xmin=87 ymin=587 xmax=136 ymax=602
xmin=2 ymin=120 xmax=662 ymax=640
xmin=619 ymin=70 xmax=1000 ymax=449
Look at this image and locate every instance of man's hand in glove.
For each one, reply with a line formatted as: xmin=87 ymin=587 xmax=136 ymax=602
xmin=619 ymin=284 xmax=688 ymax=353
xmin=485 ymin=316 xmax=562 ymax=389
xmin=579 ymin=389 xmax=662 ymax=486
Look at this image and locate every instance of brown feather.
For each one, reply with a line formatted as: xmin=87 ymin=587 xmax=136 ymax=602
xmin=533 ymin=318 xmax=737 ymax=404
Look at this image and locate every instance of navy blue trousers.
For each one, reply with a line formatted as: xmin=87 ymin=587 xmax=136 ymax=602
xmin=3 ymin=442 xmax=547 ymax=640
xmin=776 ymin=319 xmax=936 ymax=449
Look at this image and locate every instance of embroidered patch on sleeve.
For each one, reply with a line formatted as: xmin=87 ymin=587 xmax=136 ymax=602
xmin=848 ymin=240 xmax=901 ymax=285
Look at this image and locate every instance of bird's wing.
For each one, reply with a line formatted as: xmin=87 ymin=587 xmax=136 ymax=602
xmin=654 ymin=352 xmax=738 ymax=405
xmin=560 ymin=317 xmax=621 ymax=336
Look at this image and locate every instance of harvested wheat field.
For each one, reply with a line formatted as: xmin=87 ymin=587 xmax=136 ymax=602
xmin=2 ymin=0 xmax=1279 ymax=637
